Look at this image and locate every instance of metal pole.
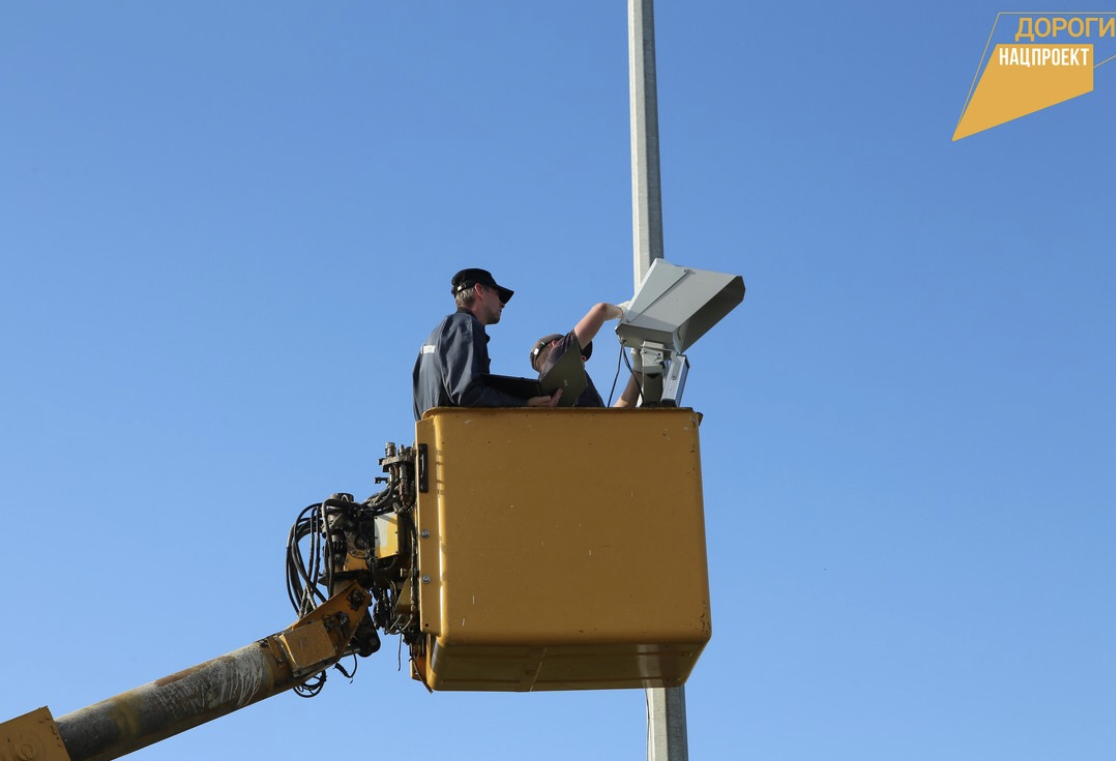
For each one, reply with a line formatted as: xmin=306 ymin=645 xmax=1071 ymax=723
xmin=647 ymin=685 xmax=689 ymax=761
xmin=630 ymin=0 xmax=664 ymax=289
xmin=629 ymin=1 xmax=688 ymax=759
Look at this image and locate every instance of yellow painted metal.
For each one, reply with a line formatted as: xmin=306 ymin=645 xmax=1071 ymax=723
xmin=413 ymin=407 xmax=711 ymax=692
xmin=275 ymin=582 xmax=372 ymax=678
xmin=0 ymin=707 xmax=73 ymax=761
xmin=374 ymin=513 xmax=402 ymax=561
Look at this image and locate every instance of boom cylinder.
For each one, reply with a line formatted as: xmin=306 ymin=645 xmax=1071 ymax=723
xmin=55 ymin=639 xmax=296 ymax=761
xmin=3 ymin=583 xmax=369 ymax=761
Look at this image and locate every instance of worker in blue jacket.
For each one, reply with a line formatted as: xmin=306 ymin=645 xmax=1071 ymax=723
xmin=413 ymin=268 xmax=561 ymax=421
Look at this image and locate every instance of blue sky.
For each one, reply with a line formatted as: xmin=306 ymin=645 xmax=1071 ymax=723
xmin=2 ymin=2 xmax=1114 ymax=760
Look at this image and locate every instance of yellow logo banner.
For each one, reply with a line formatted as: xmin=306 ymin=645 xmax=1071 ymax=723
xmin=954 ymin=14 xmax=1114 ymax=140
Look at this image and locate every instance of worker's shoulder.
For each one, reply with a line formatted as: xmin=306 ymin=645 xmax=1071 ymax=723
xmin=439 ymin=309 xmax=481 ymax=335
xmin=422 ymin=310 xmax=480 ymax=349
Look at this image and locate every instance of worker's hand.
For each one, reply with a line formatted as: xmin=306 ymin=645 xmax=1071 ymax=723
xmin=527 ymin=389 xmax=562 ymax=407
xmin=603 ymin=303 xmax=626 ymax=320
xmin=615 ymin=300 xmax=632 ymax=318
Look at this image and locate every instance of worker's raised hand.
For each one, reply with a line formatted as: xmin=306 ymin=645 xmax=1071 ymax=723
xmin=527 ymin=389 xmax=562 ymax=407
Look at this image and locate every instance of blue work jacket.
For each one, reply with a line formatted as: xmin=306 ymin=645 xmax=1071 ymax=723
xmin=412 ymin=308 xmax=527 ymax=421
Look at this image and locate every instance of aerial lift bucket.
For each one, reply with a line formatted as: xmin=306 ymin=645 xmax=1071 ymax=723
xmin=411 ymin=406 xmax=711 ymax=692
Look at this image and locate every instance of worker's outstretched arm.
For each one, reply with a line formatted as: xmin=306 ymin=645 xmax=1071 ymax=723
xmin=573 ymin=303 xmax=625 ymax=350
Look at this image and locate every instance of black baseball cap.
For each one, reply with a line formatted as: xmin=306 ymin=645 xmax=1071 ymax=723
xmin=451 ymin=268 xmax=514 ymax=304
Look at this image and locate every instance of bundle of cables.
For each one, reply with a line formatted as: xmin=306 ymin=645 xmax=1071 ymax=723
xmin=284 ymin=491 xmax=395 ymax=696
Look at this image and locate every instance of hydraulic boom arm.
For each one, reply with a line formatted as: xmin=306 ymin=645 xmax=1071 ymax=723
xmin=1 ymin=582 xmax=370 ymax=761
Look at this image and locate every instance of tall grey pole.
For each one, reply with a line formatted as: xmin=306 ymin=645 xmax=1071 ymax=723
xmin=630 ymin=0 xmax=665 ymax=289
xmin=629 ymin=1 xmax=689 ymax=760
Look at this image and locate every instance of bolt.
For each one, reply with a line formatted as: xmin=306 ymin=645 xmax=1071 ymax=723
xmin=17 ymin=742 xmax=36 ymax=761
xmin=422 ymin=575 xmax=431 ymax=584
xmin=420 ymin=529 xmax=430 ymax=538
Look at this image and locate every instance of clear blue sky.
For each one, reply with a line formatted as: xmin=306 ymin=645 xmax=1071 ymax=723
xmin=3 ymin=3 xmax=1114 ymax=760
